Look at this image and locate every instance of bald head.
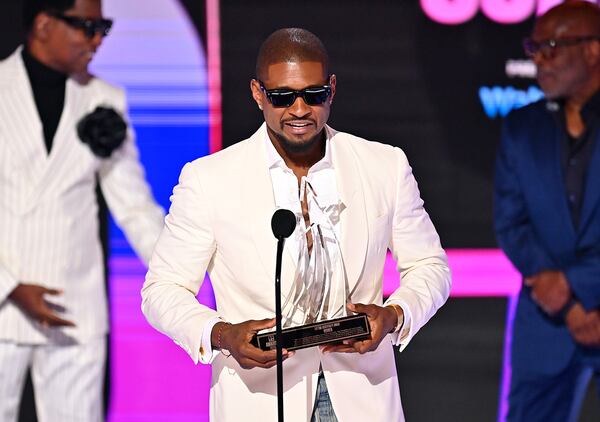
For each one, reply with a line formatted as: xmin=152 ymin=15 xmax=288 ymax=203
xmin=539 ymin=1 xmax=600 ymax=37
xmin=531 ymin=1 xmax=600 ymax=102
xmin=255 ymin=28 xmax=329 ymax=81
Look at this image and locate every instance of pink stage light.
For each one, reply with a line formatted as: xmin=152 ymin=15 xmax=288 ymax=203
xmin=383 ymin=249 xmax=521 ymax=298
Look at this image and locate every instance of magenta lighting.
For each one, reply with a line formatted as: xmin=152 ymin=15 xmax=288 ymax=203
xmin=419 ymin=0 xmax=582 ymax=25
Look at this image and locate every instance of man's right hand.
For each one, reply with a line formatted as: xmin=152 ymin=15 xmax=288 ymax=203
xmin=8 ymin=284 xmax=75 ymax=327
xmin=565 ymin=303 xmax=600 ymax=348
xmin=212 ymin=318 xmax=294 ymax=369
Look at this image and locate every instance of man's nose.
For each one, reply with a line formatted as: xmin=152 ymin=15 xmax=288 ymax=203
xmin=288 ymin=96 xmax=311 ymax=117
xmin=89 ymin=31 xmax=104 ymax=49
xmin=531 ymin=50 xmax=550 ymax=66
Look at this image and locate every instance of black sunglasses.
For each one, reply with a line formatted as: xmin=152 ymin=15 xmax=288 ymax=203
xmin=258 ymin=78 xmax=332 ymax=108
xmin=49 ymin=11 xmax=113 ymax=39
xmin=522 ymin=35 xmax=600 ymax=60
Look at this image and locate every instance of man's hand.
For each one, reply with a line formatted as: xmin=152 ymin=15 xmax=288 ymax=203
xmin=524 ymin=270 xmax=571 ymax=315
xmin=565 ymin=303 xmax=600 ymax=348
xmin=320 ymin=303 xmax=399 ymax=354
xmin=8 ymin=284 xmax=75 ymax=327
xmin=213 ymin=318 xmax=294 ymax=369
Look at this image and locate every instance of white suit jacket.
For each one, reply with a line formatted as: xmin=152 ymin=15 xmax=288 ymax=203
xmin=142 ymin=124 xmax=451 ymax=421
xmin=0 ymin=48 xmax=164 ymax=344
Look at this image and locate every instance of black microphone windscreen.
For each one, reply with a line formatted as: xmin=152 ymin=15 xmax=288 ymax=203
xmin=271 ymin=209 xmax=296 ymax=239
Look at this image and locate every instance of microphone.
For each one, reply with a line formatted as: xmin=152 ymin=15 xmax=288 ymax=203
xmin=270 ymin=208 xmax=296 ymax=422
xmin=271 ymin=209 xmax=296 ymax=240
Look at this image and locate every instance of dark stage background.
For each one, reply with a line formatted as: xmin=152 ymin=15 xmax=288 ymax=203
xmin=1 ymin=1 xmax=598 ymax=421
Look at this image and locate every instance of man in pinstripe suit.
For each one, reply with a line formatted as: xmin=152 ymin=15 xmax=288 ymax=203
xmin=0 ymin=0 xmax=164 ymax=420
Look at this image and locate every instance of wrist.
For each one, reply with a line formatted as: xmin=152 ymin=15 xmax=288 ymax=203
xmin=559 ymin=296 xmax=578 ymax=321
xmin=386 ymin=304 xmax=404 ymax=333
xmin=211 ymin=321 xmax=231 ymax=350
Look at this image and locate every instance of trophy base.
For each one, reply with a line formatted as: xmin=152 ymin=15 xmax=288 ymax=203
xmin=251 ymin=313 xmax=371 ymax=351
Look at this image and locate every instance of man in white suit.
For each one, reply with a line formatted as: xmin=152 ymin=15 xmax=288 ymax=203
xmin=0 ymin=0 xmax=164 ymax=421
xmin=142 ymin=28 xmax=451 ymax=421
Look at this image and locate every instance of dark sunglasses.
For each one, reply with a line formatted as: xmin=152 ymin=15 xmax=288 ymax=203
xmin=258 ymin=78 xmax=332 ymax=108
xmin=522 ymin=35 xmax=600 ymax=60
xmin=49 ymin=12 xmax=113 ymax=39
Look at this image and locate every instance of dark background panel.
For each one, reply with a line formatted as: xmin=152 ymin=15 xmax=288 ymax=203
xmin=395 ymin=297 xmax=507 ymax=420
xmin=219 ymin=0 xmax=534 ymax=248
xmin=0 ymin=0 xmax=24 ymax=57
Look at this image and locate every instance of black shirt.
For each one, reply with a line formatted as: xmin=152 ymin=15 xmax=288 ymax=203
xmin=21 ymin=48 xmax=67 ymax=154
xmin=557 ymin=90 xmax=600 ymax=229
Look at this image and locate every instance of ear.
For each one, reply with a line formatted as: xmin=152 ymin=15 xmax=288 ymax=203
xmin=250 ymin=79 xmax=264 ymax=111
xmin=31 ymin=13 xmax=53 ymax=42
xmin=328 ymin=74 xmax=337 ymax=105
xmin=582 ymin=38 xmax=600 ymax=67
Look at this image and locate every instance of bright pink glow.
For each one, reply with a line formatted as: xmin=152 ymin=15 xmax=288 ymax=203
xmin=108 ymin=258 xmax=215 ymax=422
xmin=207 ymin=0 xmax=222 ymax=153
xmin=383 ymin=249 xmax=522 ymax=297
xmin=480 ymin=0 xmax=535 ymax=24
xmin=421 ymin=0 xmax=589 ymax=25
xmin=420 ymin=0 xmax=478 ymax=25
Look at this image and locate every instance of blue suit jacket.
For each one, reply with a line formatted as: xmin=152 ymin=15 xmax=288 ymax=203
xmin=494 ymin=99 xmax=600 ymax=376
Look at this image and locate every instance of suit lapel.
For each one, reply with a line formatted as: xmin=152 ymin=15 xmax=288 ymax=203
xmin=242 ymin=126 xmax=298 ymax=298
xmin=26 ymin=79 xmax=92 ymax=208
xmin=330 ymin=128 xmax=367 ymax=296
xmin=531 ymin=112 xmax=576 ymax=238
xmin=0 ymin=50 xmax=47 ymax=189
xmin=579 ymin=129 xmax=600 ymax=232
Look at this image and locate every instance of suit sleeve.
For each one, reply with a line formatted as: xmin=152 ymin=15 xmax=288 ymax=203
xmin=565 ymin=251 xmax=600 ymax=311
xmin=383 ymin=148 xmax=451 ymax=351
xmin=141 ymin=162 xmax=219 ymax=364
xmin=494 ymin=119 xmax=556 ymax=277
xmin=98 ymin=90 xmax=164 ymax=265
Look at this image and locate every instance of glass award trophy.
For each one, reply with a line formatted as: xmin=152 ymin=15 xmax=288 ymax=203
xmin=251 ymin=184 xmax=371 ymax=351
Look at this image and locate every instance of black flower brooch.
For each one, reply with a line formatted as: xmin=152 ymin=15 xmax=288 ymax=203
xmin=77 ymin=106 xmax=127 ymax=158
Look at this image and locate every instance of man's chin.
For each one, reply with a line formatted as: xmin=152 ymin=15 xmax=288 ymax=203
xmin=274 ymin=132 xmax=322 ymax=155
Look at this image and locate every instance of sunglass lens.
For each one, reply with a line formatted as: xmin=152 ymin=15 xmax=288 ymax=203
xmin=303 ymin=88 xmax=330 ymax=105
xmin=523 ymin=39 xmax=538 ymax=56
xmin=101 ymin=20 xmax=113 ymax=36
xmin=269 ymin=92 xmax=296 ymax=107
xmin=83 ymin=19 xmax=112 ymax=38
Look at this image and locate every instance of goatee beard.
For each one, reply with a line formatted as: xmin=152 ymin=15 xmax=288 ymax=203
xmin=270 ymin=128 xmax=325 ymax=155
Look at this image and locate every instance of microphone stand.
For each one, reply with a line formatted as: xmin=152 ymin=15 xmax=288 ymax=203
xmin=270 ymin=208 xmax=295 ymax=422
xmin=274 ymin=236 xmax=285 ymax=422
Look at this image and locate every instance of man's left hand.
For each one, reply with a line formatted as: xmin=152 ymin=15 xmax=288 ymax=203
xmin=319 ymin=303 xmax=399 ymax=354
xmin=524 ymin=270 xmax=571 ymax=315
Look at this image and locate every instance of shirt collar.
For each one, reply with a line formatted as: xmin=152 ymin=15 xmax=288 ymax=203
xmin=264 ymin=126 xmax=334 ymax=172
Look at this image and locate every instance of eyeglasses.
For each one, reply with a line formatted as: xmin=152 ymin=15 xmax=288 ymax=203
xmin=523 ymin=36 xmax=600 ymax=60
xmin=258 ymin=79 xmax=332 ymax=108
xmin=49 ymin=12 xmax=113 ymax=39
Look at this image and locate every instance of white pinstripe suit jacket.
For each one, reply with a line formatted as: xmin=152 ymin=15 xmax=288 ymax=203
xmin=0 ymin=48 xmax=164 ymax=344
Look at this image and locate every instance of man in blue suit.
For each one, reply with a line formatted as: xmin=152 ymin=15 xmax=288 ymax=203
xmin=494 ymin=1 xmax=600 ymax=420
